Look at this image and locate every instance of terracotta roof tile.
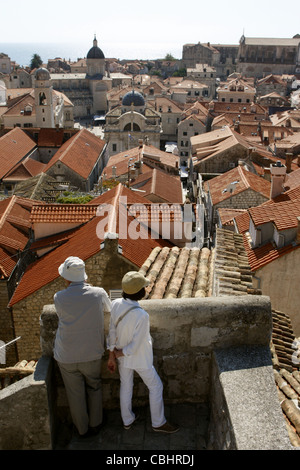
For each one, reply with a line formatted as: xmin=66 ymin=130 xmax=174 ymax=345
xmin=284 ymin=168 xmax=300 ymax=191
xmin=217 ymin=208 xmax=247 ymax=226
xmin=213 ymin=228 xmax=255 ymax=296
xmin=37 ymin=128 xmax=65 ymax=147
xmin=3 ymin=157 xmax=46 ymax=182
xmin=191 ymin=127 xmax=253 ymax=165
xmin=142 ymin=145 xmax=179 ymax=170
xmin=102 ymin=147 xmax=147 ymax=179
xmin=0 ymin=128 xmax=36 ymax=180
xmin=242 ymin=236 xmax=300 ymax=272
xmin=45 ymin=129 xmax=106 ymax=179
xmin=234 ymin=210 xmax=251 ymax=233
xmin=0 ymin=196 xmax=35 ymax=279
xmin=9 ymin=184 xmax=172 ymax=306
xmin=248 ymin=198 xmax=300 ymax=231
xmin=3 ymin=93 xmax=36 ymax=117
xmin=140 ymin=246 xmax=212 ymax=299
xmin=131 ymin=168 xmax=183 ymax=203
xmin=232 ymin=184 xmax=300 ymax=271
xmin=103 ymin=145 xmax=179 ymax=180
xmin=270 ymin=309 xmax=300 ymax=447
xmin=139 ymin=229 xmax=255 ymax=299
xmin=30 ymin=203 xmax=98 ymax=224
xmin=205 ymin=165 xmax=270 ymax=204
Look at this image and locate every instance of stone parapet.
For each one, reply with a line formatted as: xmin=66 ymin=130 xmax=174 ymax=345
xmin=40 ymin=295 xmax=274 ymax=410
xmin=0 ymin=356 xmax=53 ymax=450
xmin=209 ymin=346 xmax=292 ymax=450
xmin=1 ymin=295 xmax=292 ymax=450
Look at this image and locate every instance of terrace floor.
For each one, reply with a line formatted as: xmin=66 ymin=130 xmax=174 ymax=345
xmin=54 ymin=402 xmax=210 ymax=451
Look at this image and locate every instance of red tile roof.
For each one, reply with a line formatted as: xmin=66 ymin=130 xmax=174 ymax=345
xmin=131 ymin=168 xmax=183 ymax=203
xmin=249 ymin=199 xmax=300 ymax=231
xmin=0 ymin=196 xmax=36 ymax=279
xmin=284 ymin=168 xmax=300 ymax=191
xmin=234 ymin=211 xmax=251 ymax=234
xmin=30 ymin=203 xmax=98 ymax=224
xmin=37 ymin=128 xmax=65 ymax=147
xmin=242 ymin=236 xmax=300 ymax=272
xmin=233 ymin=186 xmax=300 ymax=271
xmin=204 ymin=165 xmax=270 ymax=204
xmin=103 ymin=144 xmax=179 ymax=179
xmin=0 ymin=128 xmax=36 ymax=180
xmin=3 ymin=157 xmax=46 ymax=182
xmin=3 ymin=93 xmax=36 ymax=117
xmin=217 ymin=208 xmax=247 ymax=226
xmin=44 ymin=129 xmax=106 ymax=179
xmin=9 ymin=184 xmax=172 ymax=305
xmin=142 ymin=145 xmax=179 ymax=170
xmin=102 ymin=147 xmax=146 ymax=179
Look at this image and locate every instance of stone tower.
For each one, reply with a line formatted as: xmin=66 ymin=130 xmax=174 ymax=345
xmin=34 ymin=67 xmax=55 ymax=128
xmin=86 ymin=36 xmax=109 ymax=114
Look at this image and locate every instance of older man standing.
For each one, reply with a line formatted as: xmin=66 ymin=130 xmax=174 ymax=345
xmin=53 ymin=256 xmax=111 ymax=439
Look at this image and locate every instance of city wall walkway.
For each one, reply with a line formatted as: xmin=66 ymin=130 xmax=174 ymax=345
xmin=55 ymin=402 xmax=209 ymax=451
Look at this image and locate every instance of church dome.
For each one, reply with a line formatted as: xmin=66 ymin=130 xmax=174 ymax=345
xmin=122 ymin=90 xmax=145 ymax=107
xmin=87 ymin=36 xmax=105 ymax=59
xmin=35 ymin=67 xmax=50 ymax=80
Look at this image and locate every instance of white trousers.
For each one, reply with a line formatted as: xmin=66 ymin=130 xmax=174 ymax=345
xmin=118 ymin=360 xmax=166 ymax=428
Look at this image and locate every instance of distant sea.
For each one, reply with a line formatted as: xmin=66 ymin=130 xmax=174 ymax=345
xmin=1 ymin=42 xmax=183 ymax=67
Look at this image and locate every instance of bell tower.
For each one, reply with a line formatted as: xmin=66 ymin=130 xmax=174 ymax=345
xmin=34 ymin=67 xmax=55 ymax=128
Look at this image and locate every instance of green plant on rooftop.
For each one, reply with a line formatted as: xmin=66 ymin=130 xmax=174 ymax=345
xmin=55 ymin=194 xmax=94 ymax=204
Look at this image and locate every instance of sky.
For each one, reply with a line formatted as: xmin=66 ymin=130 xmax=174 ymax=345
xmin=1 ymin=0 xmax=300 ymax=61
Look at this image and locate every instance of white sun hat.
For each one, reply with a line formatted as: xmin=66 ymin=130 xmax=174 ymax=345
xmin=58 ymin=256 xmax=88 ymax=282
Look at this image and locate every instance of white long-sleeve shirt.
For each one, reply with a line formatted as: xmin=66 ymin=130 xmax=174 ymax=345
xmin=53 ymin=281 xmax=111 ymax=363
xmin=107 ymin=298 xmax=153 ymax=370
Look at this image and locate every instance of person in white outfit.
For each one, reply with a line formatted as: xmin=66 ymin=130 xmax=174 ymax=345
xmin=53 ymin=256 xmax=111 ymax=439
xmin=107 ymin=271 xmax=179 ymax=434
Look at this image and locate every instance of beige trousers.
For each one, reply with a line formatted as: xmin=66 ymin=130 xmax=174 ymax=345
xmin=58 ymin=358 xmax=103 ymax=435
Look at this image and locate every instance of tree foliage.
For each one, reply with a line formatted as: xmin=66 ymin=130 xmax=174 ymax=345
xmin=165 ymin=53 xmax=176 ymax=61
xmin=173 ymin=68 xmax=187 ymax=77
xmin=30 ymin=53 xmax=43 ymax=70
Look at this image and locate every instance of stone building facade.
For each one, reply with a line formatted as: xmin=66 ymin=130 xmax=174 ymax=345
xmin=182 ymin=36 xmax=300 ymax=79
xmin=189 ymin=128 xmax=253 ymax=176
xmin=237 ymin=35 xmax=300 ymax=77
xmin=208 ymin=188 xmax=269 ymax=234
xmin=178 ymin=114 xmax=207 ymax=165
xmin=50 ymin=36 xmax=112 ymax=118
xmin=182 ymin=43 xmax=239 ymax=78
xmin=216 ymin=78 xmax=256 ymax=104
xmin=186 ymin=63 xmax=217 ymax=99
xmin=104 ymin=90 xmax=161 ymax=155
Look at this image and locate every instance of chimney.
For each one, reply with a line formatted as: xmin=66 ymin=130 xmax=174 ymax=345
xmin=297 ymin=217 xmax=300 ymax=245
xmin=270 ymin=162 xmax=286 ymax=199
xmin=112 ymin=166 xmax=117 ymax=178
xmin=285 ymin=152 xmax=293 ymax=173
xmin=234 ymin=121 xmax=240 ymax=132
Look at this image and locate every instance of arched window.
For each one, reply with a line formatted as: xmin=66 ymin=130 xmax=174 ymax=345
xmin=39 ymin=92 xmax=47 ymax=105
xmin=124 ymin=123 xmax=140 ymax=131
